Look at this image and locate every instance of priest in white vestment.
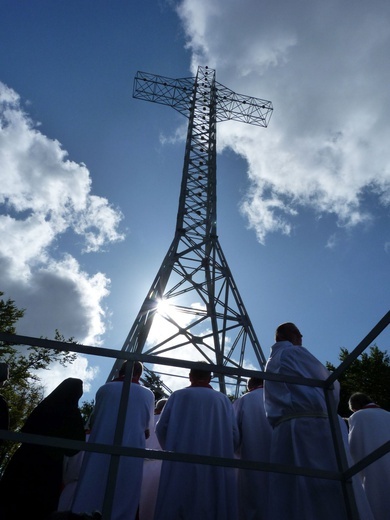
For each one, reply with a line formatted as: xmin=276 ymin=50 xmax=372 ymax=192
xmin=264 ymin=322 xmax=373 ymax=520
xmin=139 ymin=397 xmax=167 ymax=520
xmin=233 ymin=377 xmax=272 ymax=520
xmin=348 ymin=392 xmax=390 ymax=520
xmin=71 ymin=361 xmax=154 ymax=520
xmin=154 ymin=367 xmax=239 ymax=520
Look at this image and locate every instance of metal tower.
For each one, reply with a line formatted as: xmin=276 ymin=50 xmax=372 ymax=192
xmin=110 ymin=66 xmax=273 ymax=397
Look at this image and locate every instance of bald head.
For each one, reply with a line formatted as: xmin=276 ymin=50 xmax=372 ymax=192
xmin=275 ymin=322 xmax=303 ymax=346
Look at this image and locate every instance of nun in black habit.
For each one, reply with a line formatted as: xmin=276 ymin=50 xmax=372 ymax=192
xmin=0 ymin=377 xmax=86 ymax=519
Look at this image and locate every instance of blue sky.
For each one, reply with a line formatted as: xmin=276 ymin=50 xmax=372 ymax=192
xmin=0 ymin=0 xmax=389 ymax=400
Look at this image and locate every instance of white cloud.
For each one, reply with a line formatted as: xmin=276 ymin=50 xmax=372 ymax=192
xmin=34 ymin=356 xmax=100 ymax=398
xmin=0 ymin=82 xmax=125 ymax=349
xmin=175 ymin=0 xmax=390 ymax=243
xmin=159 ymin=122 xmax=187 ymax=146
xmin=325 ymin=233 xmax=337 ymax=250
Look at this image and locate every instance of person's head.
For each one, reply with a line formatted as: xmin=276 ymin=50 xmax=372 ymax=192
xmin=32 ymin=378 xmax=83 ymax=413
xmin=118 ymin=360 xmax=143 ymax=381
xmin=189 ymin=366 xmax=212 ymax=384
xmin=55 ymin=377 xmax=83 ymax=402
xmin=247 ymin=377 xmax=263 ymax=391
xmin=348 ymin=392 xmax=374 ymax=412
xmin=155 ymin=397 xmax=168 ymax=415
xmin=275 ymin=322 xmax=303 ymax=346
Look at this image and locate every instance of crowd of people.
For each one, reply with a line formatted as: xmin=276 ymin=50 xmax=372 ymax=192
xmin=0 ymin=322 xmax=389 ymax=520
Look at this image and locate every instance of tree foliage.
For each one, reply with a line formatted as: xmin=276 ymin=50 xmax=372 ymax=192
xmin=142 ymin=371 xmax=167 ymax=401
xmin=326 ymin=345 xmax=390 ymax=417
xmin=0 ymin=291 xmax=80 ymax=472
xmin=80 ymin=399 xmax=95 ymax=426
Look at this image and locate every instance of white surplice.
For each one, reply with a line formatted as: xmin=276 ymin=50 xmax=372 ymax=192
xmin=264 ymin=340 xmax=352 ymax=520
xmin=348 ymin=406 xmax=390 ymax=520
xmin=154 ymin=386 xmax=239 ymax=520
xmin=71 ymin=381 xmax=154 ymax=520
xmin=139 ymin=414 xmax=163 ymax=520
xmin=233 ymin=386 xmax=272 ymax=520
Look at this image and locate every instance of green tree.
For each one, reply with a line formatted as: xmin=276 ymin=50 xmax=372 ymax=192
xmin=143 ymin=371 xmax=167 ymax=401
xmin=80 ymin=399 xmax=95 ymax=427
xmin=0 ymin=291 xmax=80 ymax=472
xmin=326 ymin=345 xmax=390 ymax=417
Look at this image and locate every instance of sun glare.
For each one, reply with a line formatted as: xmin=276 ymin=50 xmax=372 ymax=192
xmin=156 ymin=298 xmax=172 ymax=316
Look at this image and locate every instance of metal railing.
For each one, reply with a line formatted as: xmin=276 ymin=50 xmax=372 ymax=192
xmin=0 ymin=309 xmax=389 ymax=519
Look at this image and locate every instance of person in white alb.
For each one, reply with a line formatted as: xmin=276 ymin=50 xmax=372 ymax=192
xmin=263 ymin=322 xmax=373 ymax=520
xmin=348 ymin=392 xmax=390 ymax=520
xmin=153 ymin=366 xmax=239 ymax=520
xmin=71 ymin=361 xmax=154 ymax=520
xmin=139 ymin=397 xmax=167 ymax=520
xmin=233 ymin=376 xmax=272 ymax=520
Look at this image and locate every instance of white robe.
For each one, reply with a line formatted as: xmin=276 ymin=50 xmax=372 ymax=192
xmin=57 ymin=434 xmax=88 ymax=511
xmin=71 ymin=381 xmax=154 ymax=520
xmin=348 ymin=407 xmax=390 ymax=520
xmin=139 ymin=414 xmax=163 ymax=520
xmin=264 ymin=340 xmax=361 ymax=520
xmin=233 ymin=387 xmax=272 ymax=520
xmin=154 ymin=386 xmax=239 ymax=520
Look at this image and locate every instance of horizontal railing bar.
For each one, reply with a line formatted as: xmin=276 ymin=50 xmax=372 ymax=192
xmin=0 ymin=429 xmax=343 ymax=481
xmin=0 ymin=333 xmax=328 ymax=387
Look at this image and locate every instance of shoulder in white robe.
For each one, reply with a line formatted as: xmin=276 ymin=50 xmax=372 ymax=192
xmin=348 ymin=407 xmax=390 ymax=520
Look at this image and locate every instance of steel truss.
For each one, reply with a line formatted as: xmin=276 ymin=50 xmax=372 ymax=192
xmin=110 ymin=66 xmax=273 ymax=397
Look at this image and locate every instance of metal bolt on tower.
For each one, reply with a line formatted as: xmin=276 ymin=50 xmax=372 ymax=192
xmin=109 ymin=66 xmax=273 ymax=397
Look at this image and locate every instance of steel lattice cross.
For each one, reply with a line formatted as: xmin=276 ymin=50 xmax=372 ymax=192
xmin=109 ymin=66 xmax=273 ymax=397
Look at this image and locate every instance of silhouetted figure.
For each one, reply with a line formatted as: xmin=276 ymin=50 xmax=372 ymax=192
xmin=0 ymin=377 xmax=85 ymax=519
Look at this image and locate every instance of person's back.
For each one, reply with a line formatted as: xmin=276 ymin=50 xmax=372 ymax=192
xmin=154 ymin=368 xmax=239 ymax=520
xmin=0 ymin=377 xmax=85 ymax=519
xmin=233 ymin=377 xmax=272 ymax=520
xmin=88 ymin=381 xmax=153 ymax=446
xmin=71 ymin=361 xmax=154 ymax=520
xmin=264 ymin=323 xmax=349 ymax=520
xmin=348 ymin=393 xmax=390 ymax=520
